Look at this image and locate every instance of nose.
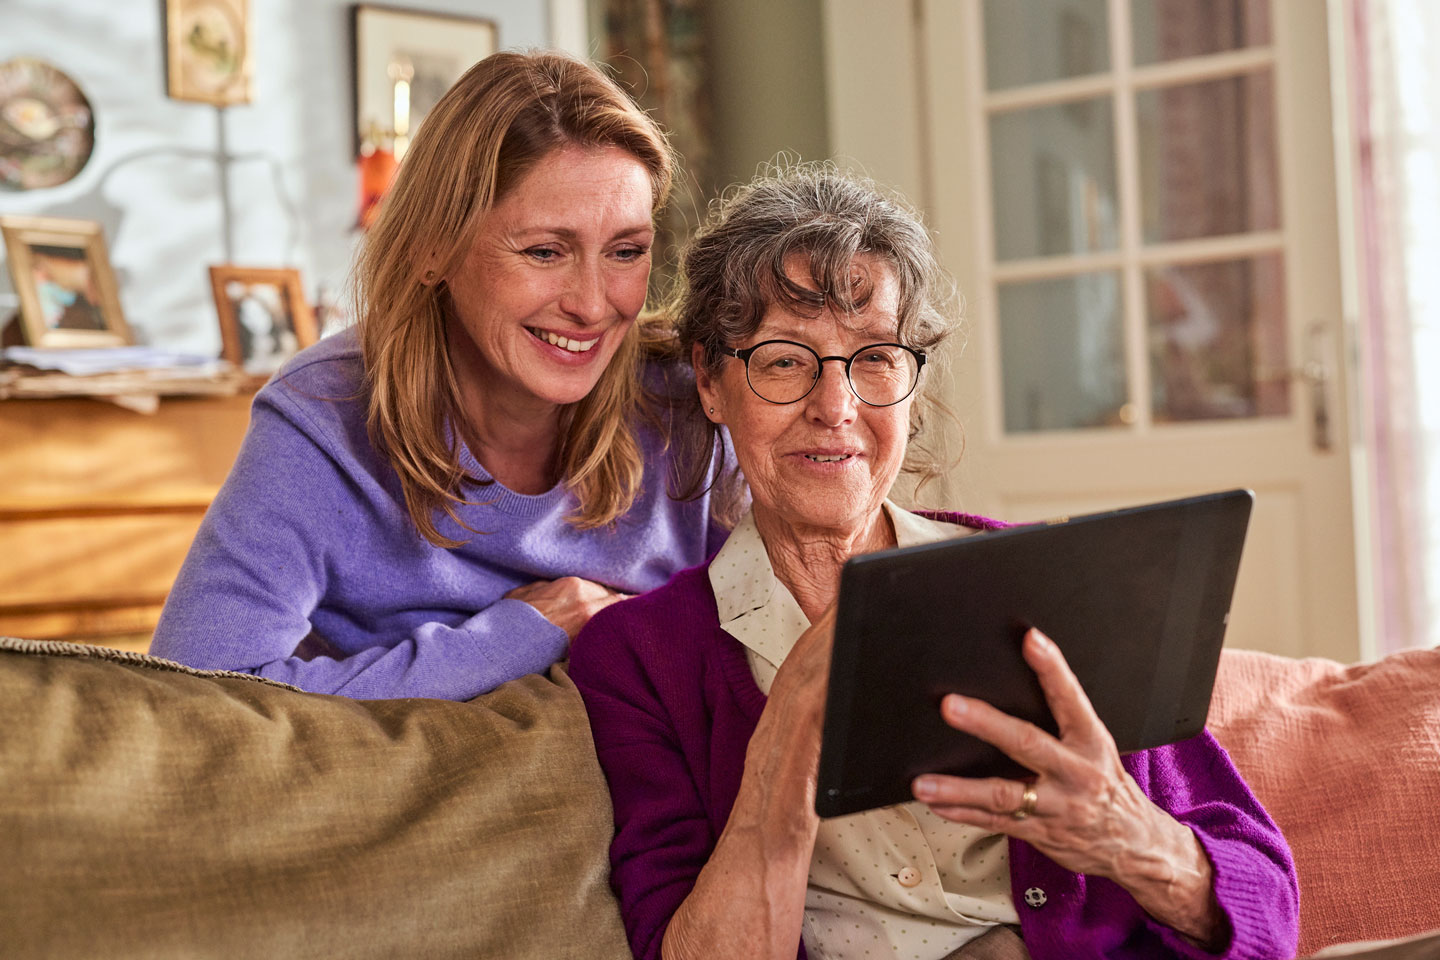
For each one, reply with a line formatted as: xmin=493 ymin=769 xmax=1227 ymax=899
xmin=560 ymin=258 xmax=610 ymax=326
xmin=804 ymin=359 xmax=858 ymax=427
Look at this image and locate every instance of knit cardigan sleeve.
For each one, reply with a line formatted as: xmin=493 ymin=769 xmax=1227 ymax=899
xmin=569 ymin=573 xmax=728 ymax=960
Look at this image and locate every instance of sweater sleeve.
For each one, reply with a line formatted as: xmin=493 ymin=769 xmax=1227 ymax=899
xmin=1015 ymin=729 xmax=1299 ymax=960
xmin=569 ymin=601 xmax=717 ymax=960
xmin=149 ymin=389 xmax=568 ymax=700
xmin=1138 ymin=730 xmax=1300 ymax=960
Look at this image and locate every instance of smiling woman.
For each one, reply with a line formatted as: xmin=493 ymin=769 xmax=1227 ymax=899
xmin=148 ymin=52 xmax=727 ymax=701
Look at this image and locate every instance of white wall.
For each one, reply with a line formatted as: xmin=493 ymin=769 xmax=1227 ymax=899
xmin=0 ymin=0 xmax=549 ymax=355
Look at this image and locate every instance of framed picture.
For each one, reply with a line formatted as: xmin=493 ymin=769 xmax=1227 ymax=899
xmin=208 ymin=265 xmax=317 ymax=375
xmin=165 ymin=0 xmax=253 ymax=106
xmin=352 ymin=4 xmax=497 ymax=157
xmin=0 ymin=215 xmax=131 ymax=348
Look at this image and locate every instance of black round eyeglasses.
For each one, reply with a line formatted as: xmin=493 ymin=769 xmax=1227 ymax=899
xmin=722 ymin=339 xmax=926 ymax=407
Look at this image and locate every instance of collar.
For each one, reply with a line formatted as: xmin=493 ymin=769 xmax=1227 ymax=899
xmin=710 ymin=501 xmax=975 ymax=671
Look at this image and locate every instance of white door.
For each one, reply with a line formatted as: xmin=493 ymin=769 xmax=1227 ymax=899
xmin=918 ymin=0 xmax=1364 ymax=661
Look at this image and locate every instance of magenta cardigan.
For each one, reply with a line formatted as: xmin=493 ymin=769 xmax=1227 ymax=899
xmin=569 ymin=517 xmax=1299 ymax=960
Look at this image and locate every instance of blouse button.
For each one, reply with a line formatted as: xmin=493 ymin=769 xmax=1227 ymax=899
xmin=896 ymin=867 xmax=922 ymax=888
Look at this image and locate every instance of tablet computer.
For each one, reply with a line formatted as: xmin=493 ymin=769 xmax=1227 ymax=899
xmin=815 ymin=489 xmax=1252 ymax=818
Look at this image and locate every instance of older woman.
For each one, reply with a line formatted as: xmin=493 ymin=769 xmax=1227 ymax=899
xmin=150 ymin=52 xmax=723 ymax=699
xmin=569 ymin=166 xmax=1298 ymax=960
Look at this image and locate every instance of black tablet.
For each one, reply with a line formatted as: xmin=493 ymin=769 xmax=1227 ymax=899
xmin=815 ymin=489 xmax=1253 ymax=818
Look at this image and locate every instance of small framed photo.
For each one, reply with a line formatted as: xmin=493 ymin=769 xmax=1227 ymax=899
xmin=208 ymin=265 xmax=318 ymax=375
xmin=165 ymin=0 xmax=253 ymax=105
xmin=352 ymin=4 xmax=497 ymax=156
xmin=0 ymin=215 xmax=131 ymax=348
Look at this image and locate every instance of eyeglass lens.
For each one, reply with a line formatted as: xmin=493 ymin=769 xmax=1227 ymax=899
xmin=744 ymin=341 xmax=920 ymax=405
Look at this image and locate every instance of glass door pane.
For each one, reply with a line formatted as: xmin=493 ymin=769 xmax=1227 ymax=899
xmin=983 ymin=0 xmax=1109 ymax=90
xmin=999 ymin=272 xmax=1126 ymax=432
xmin=990 ymin=98 xmax=1119 ymax=260
xmin=1136 ymin=73 xmax=1280 ymax=243
xmin=1145 ymin=254 xmax=1288 ymax=422
xmin=1131 ymin=0 xmax=1271 ymax=65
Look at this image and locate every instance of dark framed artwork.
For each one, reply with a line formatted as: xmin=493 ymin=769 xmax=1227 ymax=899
xmin=351 ymin=5 xmax=497 ymax=157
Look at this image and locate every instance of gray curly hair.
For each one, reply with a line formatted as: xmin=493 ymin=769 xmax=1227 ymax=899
xmin=665 ymin=161 xmax=961 ymax=525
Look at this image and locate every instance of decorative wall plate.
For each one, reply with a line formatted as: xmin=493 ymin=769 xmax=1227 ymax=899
xmin=0 ymin=58 xmax=96 ymax=191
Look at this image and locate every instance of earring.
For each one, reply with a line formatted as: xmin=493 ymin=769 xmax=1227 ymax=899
xmin=422 ymin=269 xmax=438 ymax=285
xmin=708 ymin=406 xmax=715 ymax=415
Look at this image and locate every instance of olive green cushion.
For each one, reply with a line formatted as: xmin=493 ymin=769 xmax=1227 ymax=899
xmin=0 ymin=637 xmax=630 ymax=960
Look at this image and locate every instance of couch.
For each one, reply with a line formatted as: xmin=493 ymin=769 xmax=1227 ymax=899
xmin=1 ymin=636 xmax=1438 ymax=959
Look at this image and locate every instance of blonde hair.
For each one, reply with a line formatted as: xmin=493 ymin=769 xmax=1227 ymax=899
xmin=353 ymin=51 xmax=675 ymax=548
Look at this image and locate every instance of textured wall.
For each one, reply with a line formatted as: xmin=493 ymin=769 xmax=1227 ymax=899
xmin=0 ymin=0 xmax=547 ymax=355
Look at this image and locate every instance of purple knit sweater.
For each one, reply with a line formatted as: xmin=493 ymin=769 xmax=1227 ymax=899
xmin=569 ymin=550 xmax=1300 ymax=960
xmin=150 ymin=329 xmax=723 ymax=700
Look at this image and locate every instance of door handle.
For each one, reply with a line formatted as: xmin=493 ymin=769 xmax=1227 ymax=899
xmin=1251 ymin=322 xmax=1331 ymax=451
xmin=1298 ymin=322 xmax=1332 ymax=453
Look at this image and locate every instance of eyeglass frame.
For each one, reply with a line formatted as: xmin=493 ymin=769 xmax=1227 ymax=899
xmin=720 ymin=339 xmax=928 ymax=407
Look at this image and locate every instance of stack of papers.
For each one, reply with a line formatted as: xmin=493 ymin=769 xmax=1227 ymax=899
xmin=2 ymin=346 xmax=223 ymax=377
xmin=0 ymin=346 xmax=245 ymax=412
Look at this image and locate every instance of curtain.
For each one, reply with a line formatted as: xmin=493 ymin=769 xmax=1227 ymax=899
xmin=1346 ymin=0 xmax=1440 ymax=651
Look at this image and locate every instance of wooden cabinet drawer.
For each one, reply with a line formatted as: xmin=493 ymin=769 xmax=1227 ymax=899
xmin=0 ymin=394 xmax=253 ymax=647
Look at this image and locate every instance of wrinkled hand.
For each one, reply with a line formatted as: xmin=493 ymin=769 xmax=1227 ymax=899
xmin=505 ymin=577 xmax=630 ymax=641
xmin=744 ymin=603 xmax=838 ymax=809
xmin=911 ymin=628 xmax=1222 ymax=943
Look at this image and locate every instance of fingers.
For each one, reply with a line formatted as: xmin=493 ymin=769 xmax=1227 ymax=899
xmin=503 ymin=579 xmax=548 ymax=601
xmin=936 ymin=691 xmax=1072 ymax=778
xmin=912 ymin=774 xmax=1041 ymax=834
xmin=1022 ymin=629 xmax=1108 ymax=748
xmin=912 ymin=772 xmax=1030 ymax=813
xmin=593 ymin=588 xmax=630 ymax=611
xmin=769 ymin=604 xmax=837 ymax=709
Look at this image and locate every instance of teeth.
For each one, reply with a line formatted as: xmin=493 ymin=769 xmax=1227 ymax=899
xmin=530 ymin=328 xmax=597 ymax=352
xmin=806 ymin=454 xmax=850 ymax=462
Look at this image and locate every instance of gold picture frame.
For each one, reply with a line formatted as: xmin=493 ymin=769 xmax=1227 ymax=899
xmin=208 ymin=265 xmax=317 ymax=375
xmin=166 ymin=0 xmax=253 ymax=106
xmin=1 ymin=216 xmax=132 ymax=348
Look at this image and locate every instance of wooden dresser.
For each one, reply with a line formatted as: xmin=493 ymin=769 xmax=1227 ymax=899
xmin=0 ymin=393 xmax=254 ymax=652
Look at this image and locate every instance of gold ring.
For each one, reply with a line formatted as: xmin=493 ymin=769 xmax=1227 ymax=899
xmin=1012 ymin=784 xmax=1038 ymax=821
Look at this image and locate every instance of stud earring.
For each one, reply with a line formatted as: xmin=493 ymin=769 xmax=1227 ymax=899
xmin=708 ymin=406 xmax=715 ymax=415
xmin=422 ymin=269 xmax=438 ymax=285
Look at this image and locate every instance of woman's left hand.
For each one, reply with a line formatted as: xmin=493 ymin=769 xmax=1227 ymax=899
xmin=911 ymin=628 xmax=1225 ymax=946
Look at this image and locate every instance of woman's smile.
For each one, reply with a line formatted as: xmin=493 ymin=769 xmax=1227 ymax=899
xmin=791 ymin=447 xmax=861 ymax=467
xmin=526 ymin=325 xmax=605 ymax=360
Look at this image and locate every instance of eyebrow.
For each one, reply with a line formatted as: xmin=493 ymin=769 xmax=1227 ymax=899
xmin=512 ymin=224 xmax=655 ymax=242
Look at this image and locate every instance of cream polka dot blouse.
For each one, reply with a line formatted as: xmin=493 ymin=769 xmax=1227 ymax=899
xmin=709 ymin=503 xmax=1020 ymax=960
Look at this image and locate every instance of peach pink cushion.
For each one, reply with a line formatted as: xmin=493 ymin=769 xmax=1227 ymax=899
xmin=1208 ymin=648 xmax=1440 ymax=956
